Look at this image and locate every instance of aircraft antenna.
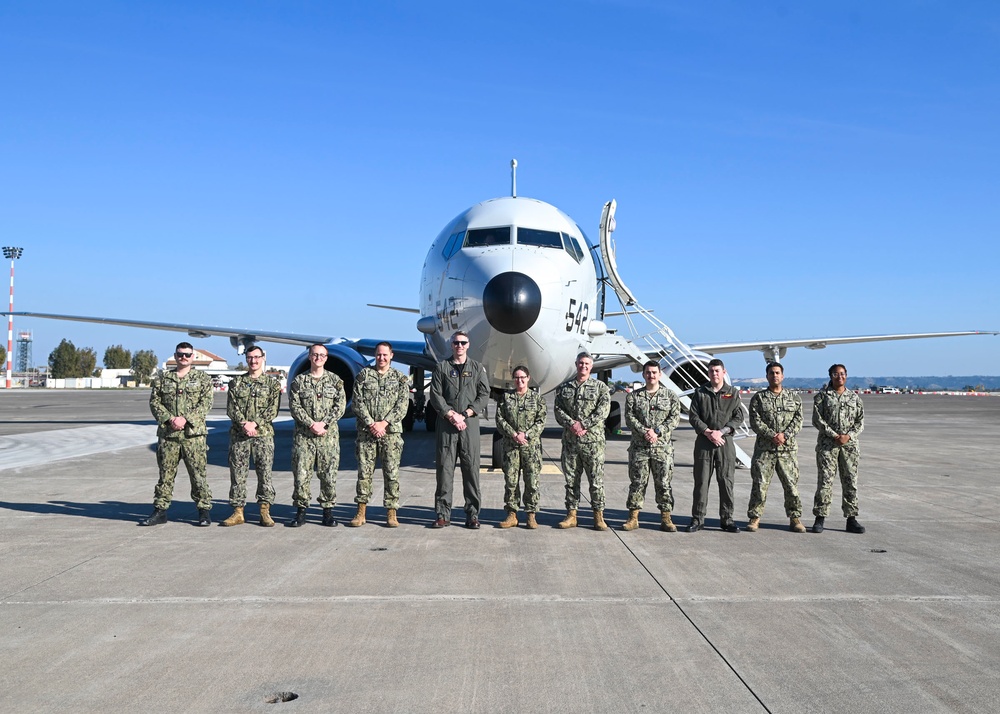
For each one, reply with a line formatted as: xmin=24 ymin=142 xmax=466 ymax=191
xmin=510 ymin=159 xmax=517 ymax=197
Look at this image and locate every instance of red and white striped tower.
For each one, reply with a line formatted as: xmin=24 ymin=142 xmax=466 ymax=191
xmin=3 ymin=247 xmax=23 ymax=389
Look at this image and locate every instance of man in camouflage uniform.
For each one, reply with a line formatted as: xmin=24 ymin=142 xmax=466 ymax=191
xmin=746 ymin=362 xmax=805 ymax=533
xmin=139 ymin=342 xmax=214 ymax=527
xmin=622 ymin=361 xmax=681 ymax=532
xmin=348 ymin=341 xmax=409 ymax=528
xmin=811 ymin=363 xmax=866 ymax=534
xmin=288 ymin=344 xmax=346 ymax=527
xmin=221 ymin=344 xmax=282 ymax=528
xmin=429 ymin=330 xmax=490 ymax=529
xmin=494 ymin=365 xmax=547 ymax=530
xmin=554 ymin=352 xmax=611 ymax=531
xmin=688 ymin=358 xmax=746 ymax=533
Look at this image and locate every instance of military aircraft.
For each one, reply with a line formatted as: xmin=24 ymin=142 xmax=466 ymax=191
xmin=5 ymin=160 xmax=995 ymax=464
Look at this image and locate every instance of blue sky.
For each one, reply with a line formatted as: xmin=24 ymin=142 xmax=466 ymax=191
xmin=1 ymin=0 xmax=997 ymax=378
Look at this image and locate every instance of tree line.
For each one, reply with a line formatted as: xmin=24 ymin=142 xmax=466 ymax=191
xmin=47 ymin=340 xmax=158 ymax=385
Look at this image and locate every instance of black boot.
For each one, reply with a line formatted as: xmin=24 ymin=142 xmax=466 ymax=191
xmin=846 ymin=516 xmax=866 ymax=534
xmin=686 ymin=519 xmax=704 ymax=533
xmin=811 ymin=516 xmax=825 ymax=533
xmin=322 ymin=508 xmax=338 ymax=527
xmin=139 ymin=508 xmax=167 ymax=526
xmin=721 ymin=521 xmax=741 ymax=533
xmin=197 ymin=509 xmax=211 ymax=527
xmin=287 ymin=507 xmax=307 ymax=527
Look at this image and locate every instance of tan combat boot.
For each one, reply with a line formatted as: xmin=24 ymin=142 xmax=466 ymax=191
xmin=386 ymin=508 xmax=399 ymax=528
xmin=259 ymin=503 xmax=275 ymax=527
xmin=557 ymin=509 xmax=578 ymax=529
xmin=789 ymin=517 xmax=806 ymax=533
xmin=349 ymin=503 xmax=367 ymax=527
xmin=499 ymin=510 xmax=518 ymax=529
xmin=660 ymin=511 xmax=677 ymax=532
xmin=526 ymin=513 xmax=538 ymax=529
xmin=622 ymin=509 xmax=640 ymax=531
xmin=593 ymin=510 xmax=609 ymax=531
xmin=221 ymin=506 xmax=244 ymax=527
xmin=746 ymin=517 xmax=760 ymax=532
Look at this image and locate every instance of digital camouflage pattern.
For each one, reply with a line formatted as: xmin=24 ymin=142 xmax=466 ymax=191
xmin=747 ymin=388 xmax=804 ymax=519
xmin=812 ymin=385 xmax=865 ymax=518
xmin=226 ymin=372 xmax=282 ymax=507
xmin=289 ymin=371 xmax=346 ymax=508
xmin=554 ymin=378 xmax=611 ymax=511
xmin=495 ymin=389 xmax=547 ymax=513
xmin=624 ymin=387 xmax=681 ymax=512
xmin=352 ymin=366 xmax=410 ymax=509
xmin=149 ymin=368 xmax=214 ymax=510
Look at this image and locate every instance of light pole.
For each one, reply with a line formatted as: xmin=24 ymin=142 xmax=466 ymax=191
xmin=3 ymin=246 xmax=23 ymax=389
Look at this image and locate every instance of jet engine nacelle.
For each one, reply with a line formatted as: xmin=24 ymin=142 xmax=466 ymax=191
xmin=660 ymin=350 xmax=716 ymax=394
xmin=288 ymin=342 xmax=370 ymax=406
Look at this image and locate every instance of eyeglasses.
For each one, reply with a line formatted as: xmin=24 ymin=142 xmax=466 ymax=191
xmin=247 ymin=355 xmax=263 ymax=361
xmin=514 ymin=375 xmax=529 ymax=380
xmin=452 ymin=340 xmax=469 ymax=346
xmin=309 ymin=353 xmax=327 ymax=358
xmin=175 ymin=352 xmax=193 ymax=358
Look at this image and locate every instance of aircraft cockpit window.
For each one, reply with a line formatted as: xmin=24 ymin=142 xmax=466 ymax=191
xmin=464 ymin=227 xmax=511 ymax=247
xmin=442 ymin=231 xmax=465 ymax=260
xmin=563 ymin=233 xmax=584 ymax=263
xmin=517 ymin=228 xmax=563 ymax=249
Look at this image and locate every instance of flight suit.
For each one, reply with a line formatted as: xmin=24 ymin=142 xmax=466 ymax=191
xmin=688 ymin=383 xmax=746 ymax=525
xmin=429 ymin=357 xmax=490 ymax=520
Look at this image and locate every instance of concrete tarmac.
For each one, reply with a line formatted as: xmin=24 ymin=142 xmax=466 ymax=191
xmin=1 ymin=389 xmax=998 ymax=713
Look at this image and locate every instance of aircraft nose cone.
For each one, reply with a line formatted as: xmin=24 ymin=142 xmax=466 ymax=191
xmin=483 ymin=271 xmax=542 ymax=335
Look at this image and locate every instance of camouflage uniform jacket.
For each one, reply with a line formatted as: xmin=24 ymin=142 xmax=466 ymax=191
xmin=352 ymin=366 xmax=410 ymax=434
xmin=688 ymin=383 xmax=746 ymax=450
xmin=813 ymin=385 xmax=864 ymax=449
xmin=495 ymin=389 xmax=547 ymax=446
xmin=429 ymin=358 xmax=490 ymax=420
xmin=149 ymin=368 xmax=214 ymax=440
xmin=226 ymin=373 xmax=282 ymax=438
xmin=554 ymin=378 xmax=611 ymax=444
xmin=625 ymin=387 xmax=681 ymax=447
xmin=289 ymin=371 xmax=346 ymax=437
xmin=749 ymin=388 xmax=802 ymax=453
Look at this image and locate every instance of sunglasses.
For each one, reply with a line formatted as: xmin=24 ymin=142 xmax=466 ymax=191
xmin=452 ymin=340 xmax=469 ymax=346
xmin=175 ymin=352 xmax=193 ymax=358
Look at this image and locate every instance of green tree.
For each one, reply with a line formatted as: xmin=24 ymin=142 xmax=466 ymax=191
xmin=131 ymin=349 xmax=158 ymax=386
xmin=0 ymin=344 xmax=6 ymax=366
xmin=78 ymin=347 xmax=98 ymax=378
xmin=49 ymin=339 xmax=80 ymax=378
xmin=103 ymin=344 xmax=132 ymax=369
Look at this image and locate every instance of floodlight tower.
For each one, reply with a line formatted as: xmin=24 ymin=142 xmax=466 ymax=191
xmin=3 ymin=246 xmax=23 ymax=389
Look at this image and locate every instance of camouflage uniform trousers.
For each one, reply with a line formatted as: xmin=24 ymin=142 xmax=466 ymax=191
xmin=561 ymin=438 xmax=606 ymax=511
xmin=355 ymin=432 xmax=404 ymax=510
xmin=748 ymin=448 xmax=802 ymax=519
xmin=291 ymin=432 xmax=339 ymax=508
xmin=502 ymin=441 xmax=542 ymax=513
xmin=626 ymin=442 xmax=675 ymax=512
xmin=228 ymin=435 xmax=276 ymax=508
xmin=813 ymin=443 xmax=860 ymax=518
xmin=153 ymin=436 xmax=212 ymax=511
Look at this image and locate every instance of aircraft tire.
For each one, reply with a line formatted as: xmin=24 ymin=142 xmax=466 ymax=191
xmin=402 ymin=401 xmax=415 ymax=432
xmin=425 ymin=404 xmax=437 ymax=432
xmin=492 ymin=431 xmax=503 ymax=469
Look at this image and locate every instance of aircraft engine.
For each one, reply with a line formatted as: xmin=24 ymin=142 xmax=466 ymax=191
xmin=659 ymin=350 xmax=716 ymax=394
xmin=287 ymin=342 xmax=370 ymax=406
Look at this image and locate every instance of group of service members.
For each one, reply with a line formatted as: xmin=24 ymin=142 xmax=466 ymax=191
xmin=138 ymin=335 xmax=866 ymax=535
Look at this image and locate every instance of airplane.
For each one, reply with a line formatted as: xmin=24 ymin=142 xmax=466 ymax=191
xmin=5 ymin=160 xmax=997 ymax=467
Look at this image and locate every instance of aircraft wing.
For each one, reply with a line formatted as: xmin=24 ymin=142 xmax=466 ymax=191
xmin=692 ymin=330 xmax=998 ymax=358
xmin=1 ymin=311 xmax=436 ymax=368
